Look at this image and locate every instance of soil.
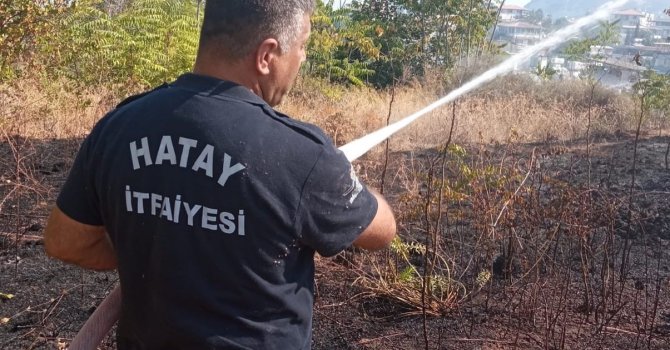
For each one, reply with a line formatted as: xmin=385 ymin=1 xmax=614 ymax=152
xmin=1 ymin=132 xmax=670 ymax=349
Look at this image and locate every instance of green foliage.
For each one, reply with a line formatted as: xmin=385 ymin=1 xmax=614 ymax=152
xmin=349 ymin=0 xmax=497 ymax=87
xmin=594 ymin=20 xmax=621 ymax=47
xmin=41 ymin=0 xmax=200 ymax=89
xmin=0 ymin=0 xmax=67 ymax=80
xmin=388 ymin=236 xmax=458 ymax=301
xmin=534 ymin=63 xmax=557 ymax=81
xmin=633 ymin=71 xmax=670 ymax=114
xmin=390 ymin=237 xmax=424 ymax=283
xmin=390 ymin=236 xmax=426 ymax=260
xmin=4 ymin=0 xmax=515 ymax=90
xmin=561 ymin=20 xmax=621 ymax=83
xmin=306 ymin=1 xmax=380 ymax=86
xmin=563 ymin=21 xmax=619 ymax=60
xmin=563 ymin=38 xmax=596 ymax=60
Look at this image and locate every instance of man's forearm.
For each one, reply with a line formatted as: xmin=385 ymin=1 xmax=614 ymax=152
xmin=45 ymin=230 xmax=117 ymax=271
xmin=84 ymin=234 xmax=118 ymax=271
xmin=353 ymin=187 xmax=396 ymax=250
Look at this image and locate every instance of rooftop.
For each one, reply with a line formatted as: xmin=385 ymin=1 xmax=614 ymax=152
xmin=501 ymin=4 xmax=527 ymax=11
xmin=593 ymin=58 xmax=646 ymax=72
xmin=498 ymin=21 xmax=542 ymax=30
xmin=616 ymin=44 xmax=670 ymax=54
xmin=613 ymin=9 xmax=645 ymax=17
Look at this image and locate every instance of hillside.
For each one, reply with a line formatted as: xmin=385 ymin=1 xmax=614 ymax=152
xmin=525 ymin=0 xmax=666 ymax=19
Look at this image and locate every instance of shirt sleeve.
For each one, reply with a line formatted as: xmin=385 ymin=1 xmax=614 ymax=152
xmin=295 ymin=145 xmax=378 ymax=257
xmin=56 ymin=132 xmax=103 ymax=226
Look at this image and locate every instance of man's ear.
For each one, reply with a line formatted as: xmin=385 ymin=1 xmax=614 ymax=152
xmin=255 ymin=38 xmax=281 ymax=76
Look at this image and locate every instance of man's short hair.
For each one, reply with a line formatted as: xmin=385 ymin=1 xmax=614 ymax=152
xmin=199 ymin=0 xmax=315 ymax=60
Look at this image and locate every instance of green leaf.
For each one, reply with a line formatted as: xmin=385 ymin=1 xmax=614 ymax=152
xmin=398 ymin=266 xmax=416 ymax=283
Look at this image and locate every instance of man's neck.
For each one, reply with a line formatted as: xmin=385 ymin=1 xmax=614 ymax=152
xmin=192 ymin=57 xmax=260 ymax=95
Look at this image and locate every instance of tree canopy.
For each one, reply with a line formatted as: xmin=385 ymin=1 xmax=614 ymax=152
xmin=0 ymin=0 xmax=504 ymax=89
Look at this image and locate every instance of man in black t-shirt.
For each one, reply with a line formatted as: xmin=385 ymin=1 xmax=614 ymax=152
xmin=44 ymin=1 xmax=396 ymax=349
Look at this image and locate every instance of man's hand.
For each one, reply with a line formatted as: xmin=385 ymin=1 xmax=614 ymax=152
xmin=353 ymin=188 xmax=396 ymax=251
xmin=44 ymin=207 xmax=117 ymax=271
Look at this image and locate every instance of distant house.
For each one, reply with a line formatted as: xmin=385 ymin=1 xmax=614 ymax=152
xmin=612 ymin=9 xmax=646 ymax=27
xmin=611 ymin=9 xmax=649 ymax=45
xmin=491 ymin=4 xmax=544 ymax=54
xmin=493 ymin=21 xmax=543 ymax=53
xmin=655 ymin=50 xmax=670 ymax=72
xmin=649 ymin=18 xmax=670 ymax=44
xmin=499 ymin=4 xmax=529 ymax=21
xmin=589 ymin=45 xmax=614 ymax=58
xmin=592 ymin=58 xmax=646 ymax=91
xmin=613 ymin=44 xmax=670 ymax=73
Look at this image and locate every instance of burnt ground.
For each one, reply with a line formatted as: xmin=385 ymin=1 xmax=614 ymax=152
xmin=1 ymin=132 xmax=670 ymax=349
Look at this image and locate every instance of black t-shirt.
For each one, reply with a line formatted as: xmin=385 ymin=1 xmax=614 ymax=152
xmin=57 ymin=73 xmax=378 ymax=349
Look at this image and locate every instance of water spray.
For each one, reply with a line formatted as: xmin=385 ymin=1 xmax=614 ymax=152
xmin=339 ymin=0 xmax=631 ymax=162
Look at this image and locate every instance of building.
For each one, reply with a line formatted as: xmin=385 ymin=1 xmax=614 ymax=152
xmin=612 ymin=9 xmax=647 ymax=27
xmin=649 ymin=18 xmax=670 ymax=44
xmin=611 ymin=9 xmax=649 ymax=45
xmin=493 ymin=21 xmax=543 ymax=53
xmin=613 ymin=44 xmax=670 ymax=73
xmin=491 ymin=4 xmax=544 ymax=54
xmin=499 ymin=4 xmax=529 ymax=21
xmin=593 ymin=58 xmax=646 ymax=90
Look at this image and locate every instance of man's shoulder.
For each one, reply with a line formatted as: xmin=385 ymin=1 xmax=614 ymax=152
xmin=101 ymin=80 xmax=338 ymax=160
xmin=262 ymin=108 xmax=333 ymax=149
xmin=115 ymin=83 xmax=170 ymax=109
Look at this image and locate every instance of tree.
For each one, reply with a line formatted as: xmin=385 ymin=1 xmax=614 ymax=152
xmin=0 ymin=0 xmax=67 ymax=80
xmin=562 ymin=21 xmax=624 ymax=184
xmin=633 ymin=71 xmax=670 ymax=168
xmin=563 ymin=20 xmax=620 ymax=61
xmin=634 ymin=71 xmax=670 ymax=124
xmin=47 ymin=0 xmax=200 ymax=89
xmin=350 ymin=0 xmax=497 ymax=87
xmin=534 ymin=62 xmax=556 ymax=81
xmin=307 ymin=0 xmax=380 ymax=86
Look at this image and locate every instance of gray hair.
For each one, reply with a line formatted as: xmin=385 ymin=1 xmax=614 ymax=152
xmin=199 ymin=0 xmax=315 ymax=60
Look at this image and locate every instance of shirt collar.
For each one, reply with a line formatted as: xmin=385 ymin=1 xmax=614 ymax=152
xmin=170 ymin=73 xmax=268 ymax=106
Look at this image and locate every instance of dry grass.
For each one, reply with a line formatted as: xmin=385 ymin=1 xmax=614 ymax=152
xmin=0 ymin=77 xmax=117 ymax=139
xmin=283 ymin=75 xmax=639 ymax=157
xmin=1 ymin=73 xmax=641 ymax=148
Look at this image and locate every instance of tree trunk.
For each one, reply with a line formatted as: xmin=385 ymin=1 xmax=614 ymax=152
xmin=487 ymin=0 xmax=506 ymax=52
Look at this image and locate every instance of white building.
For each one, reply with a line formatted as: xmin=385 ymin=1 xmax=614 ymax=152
xmin=611 ymin=9 xmax=649 ymax=45
xmin=494 ymin=21 xmax=543 ymax=53
xmin=499 ymin=4 xmax=529 ymax=21
xmin=649 ymin=17 xmax=670 ymax=44
xmin=612 ymin=9 xmax=647 ymax=27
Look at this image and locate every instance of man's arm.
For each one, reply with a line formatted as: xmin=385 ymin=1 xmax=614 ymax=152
xmin=353 ymin=188 xmax=396 ymax=251
xmin=44 ymin=206 xmax=117 ymax=271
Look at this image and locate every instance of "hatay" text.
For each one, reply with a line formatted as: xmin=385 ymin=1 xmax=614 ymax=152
xmin=129 ymin=136 xmax=246 ymax=188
